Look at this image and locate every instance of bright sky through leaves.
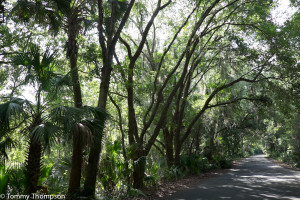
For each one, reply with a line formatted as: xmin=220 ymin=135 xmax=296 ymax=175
xmin=271 ymin=0 xmax=297 ymax=25
xmin=3 ymin=0 xmax=298 ymax=103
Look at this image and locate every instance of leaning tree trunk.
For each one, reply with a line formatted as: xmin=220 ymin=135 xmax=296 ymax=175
xmin=83 ymin=61 xmax=112 ymax=196
xmin=82 ymin=0 xmax=115 ymax=196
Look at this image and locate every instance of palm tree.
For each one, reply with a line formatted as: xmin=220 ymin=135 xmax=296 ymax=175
xmin=12 ymin=0 xmax=97 ymax=196
xmin=6 ymin=44 xmax=61 ymax=194
xmin=50 ymin=105 xmax=107 ymax=198
xmin=0 ymin=99 xmax=107 ymax=195
xmin=0 ymin=44 xmax=107 ymax=195
xmin=0 ymin=97 xmax=28 ymax=165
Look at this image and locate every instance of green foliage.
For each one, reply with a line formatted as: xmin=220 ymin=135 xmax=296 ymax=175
xmin=180 ymin=155 xmax=212 ymax=175
xmin=290 ymin=114 xmax=300 ymax=166
xmin=11 ymin=0 xmax=69 ymax=34
xmin=164 ymin=165 xmax=184 ymax=180
xmin=218 ymin=158 xmax=233 ymax=169
xmin=1 ymin=0 xmax=299 ymax=196
xmin=50 ymin=105 xmax=107 ymax=144
xmin=161 ymin=154 xmax=233 ymax=181
xmin=0 ymin=165 xmax=28 ymax=194
xmin=12 ymin=44 xmax=57 ymax=93
xmin=98 ymin=140 xmax=127 ymax=194
xmin=0 ymin=97 xmax=29 ymax=132
xmin=127 ymin=187 xmax=146 ymax=198
xmin=38 ymin=164 xmax=53 ymax=186
xmin=0 ymin=165 xmax=9 ymax=193
xmin=127 ymin=143 xmax=139 ymax=160
xmin=0 ymin=137 xmax=15 ymax=162
xmin=45 ymin=157 xmax=71 ymax=194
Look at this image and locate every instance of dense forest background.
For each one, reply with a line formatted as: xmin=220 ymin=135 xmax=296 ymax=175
xmin=0 ymin=0 xmax=299 ymax=199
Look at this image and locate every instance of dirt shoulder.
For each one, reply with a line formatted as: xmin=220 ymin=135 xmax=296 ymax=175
xmin=266 ymin=156 xmax=300 ymax=171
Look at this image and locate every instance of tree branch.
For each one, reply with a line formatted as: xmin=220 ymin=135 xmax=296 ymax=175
xmin=108 ymin=93 xmax=127 ymax=159
xmin=111 ymin=0 xmax=136 ymax=50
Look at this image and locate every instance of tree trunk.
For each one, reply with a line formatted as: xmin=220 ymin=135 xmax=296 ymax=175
xmin=82 ymin=128 xmax=104 ymax=196
xmin=174 ymin=142 xmax=181 ymax=166
xmin=26 ymin=139 xmax=42 ymax=195
xmin=82 ymin=1 xmax=126 ymax=195
xmin=195 ymin=130 xmax=200 ymax=154
xmin=26 ymin=113 xmax=42 ymax=195
xmin=67 ymin=136 xmax=83 ymax=197
xmin=132 ymin=150 xmax=146 ymax=189
xmin=83 ymin=62 xmax=112 ymax=197
xmin=163 ymin=127 xmax=174 ymax=168
xmin=207 ymin=133 xmax=215 ymax=162
xmin=67 ymin=10 xmax=84 ymax=198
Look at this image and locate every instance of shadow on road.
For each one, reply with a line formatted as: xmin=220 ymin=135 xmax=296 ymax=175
xmin=170 ymin=155 xmax=300 ymax=200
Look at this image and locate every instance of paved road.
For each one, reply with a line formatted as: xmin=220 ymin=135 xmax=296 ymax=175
xmin=169 ymin=155 xmax=300 ymax=200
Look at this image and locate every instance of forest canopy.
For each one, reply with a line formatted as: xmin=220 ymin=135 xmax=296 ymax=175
xmin=0 ymin=0 xmax=299 ymax=199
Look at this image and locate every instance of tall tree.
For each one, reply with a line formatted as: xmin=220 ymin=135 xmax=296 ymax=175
xmin=0 ymin=44 xmax=61 ymax=194
xmin=116 ymin=0 xmax=280 ymax=187
xmin=82 ymin=0 xmax=136 ymax=196
xmin=12 ymin=0 xmax=98 ymax=196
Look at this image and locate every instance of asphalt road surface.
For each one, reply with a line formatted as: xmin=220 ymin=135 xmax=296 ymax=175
xmin=168 ymin=155 xmax=300 ymax=200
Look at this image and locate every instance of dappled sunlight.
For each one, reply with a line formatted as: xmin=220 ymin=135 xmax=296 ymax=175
xmin=1 ymin=0 xmax=299 ymax=197
xmin=268 ymin=165 xmax=282 ymax=169
xmin=171 ymin=156 xmax=300 ymax=200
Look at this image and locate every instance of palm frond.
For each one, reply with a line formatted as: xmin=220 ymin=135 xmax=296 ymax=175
xmin=50 ymin=105 xmax=83 ymax=137
xmin=38 ymin=164 xmax=53 ymax=186
xmin=51 ymin=105 xmax=83 ymax=120
xmin=52 ymin=70 xmax=73 ymax=94
xmin=50 ymin=105 xmax=108 ymax=144
xmin=11 ymin=0 xmax=37 ymax=22
xmin=82 ymin=118 xmax=106 ymax=146
xmin=0 ymin=97 xmax=30 ymax=133
xmin=12 ymin=0 xmax=65 ymax=34
xmin=80 ymin=106 xmax=108 ymax=145
xmin=12 ymin=44 xmax=58 ymax=93
xmin=46 ymin=10 xmax=62 ymax=35
xmin=52 ymin=0 xmax=72 ymax=14
xmin=30 ymin=122 xmax=62 ymax=148
xmin=82 ymin=105 xmax=108 ymax=121
xmin=40 ymin=47 xmax=56 ymax=70
xmin=0 ymin=137 xmax=16 ymax=161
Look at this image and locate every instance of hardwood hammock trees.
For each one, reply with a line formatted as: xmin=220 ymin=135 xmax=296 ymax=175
xmin=83 ymin=0 xmax=136 ymax=197
xmin=4 ymin=0 xmax=298 ymax=194
xmin=114 ymin=0 xmax=280 ymax=188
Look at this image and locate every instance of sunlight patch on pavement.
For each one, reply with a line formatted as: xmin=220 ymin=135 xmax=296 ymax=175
xmin=220 ymin=185 xmax=254 ymax=191
xmin=234 ymin=176 xmax=299 ymax=185
xmin=268 ymin=165 xmax=282 ymax=168
xmin=260 ymin=193 xmax=300 ymax=200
